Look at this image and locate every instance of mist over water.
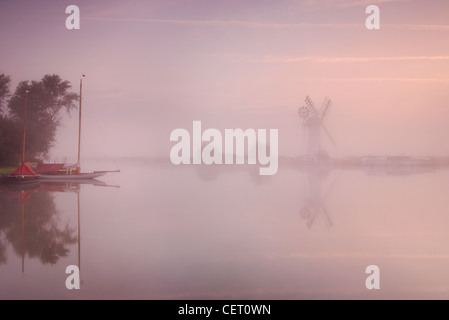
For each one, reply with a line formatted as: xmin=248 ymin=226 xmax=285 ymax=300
xmin=1 ymin=0 xmax=449 ymax=300
xmin=1 ymin=159 xmax=449 ymax=299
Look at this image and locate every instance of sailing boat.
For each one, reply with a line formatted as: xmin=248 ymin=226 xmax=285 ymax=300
xmin=37 ymin=75 xmax=119 ymax=180
xmin=7 ymin=90 xmax=40 ymax=184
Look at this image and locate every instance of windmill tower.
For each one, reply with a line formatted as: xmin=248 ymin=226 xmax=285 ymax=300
xmin=298 ymin=95 xmax=336 ymax=158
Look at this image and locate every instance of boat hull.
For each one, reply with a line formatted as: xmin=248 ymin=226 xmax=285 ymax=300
xmin=6 ymin=175 xmax=40 ymax=184
xmin=38 ymin=172 xmax=106 ymax=180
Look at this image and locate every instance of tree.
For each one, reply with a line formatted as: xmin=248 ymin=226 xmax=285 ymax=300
xmin=0 ymin=74 xmax=11 ymax=114
xmin=0 ymin=74 xmax=18 ymax=165
xmin=0 ymin=74 xmax=78 ymax=165
xmin=0 ymin=115 xmax=21 ymax=166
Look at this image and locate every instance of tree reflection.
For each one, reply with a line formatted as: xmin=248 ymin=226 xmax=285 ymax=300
xmin=0 ymin=238 xmax=6 ymax=264
xmin=0 ymin=184 xmax=77 ymax=266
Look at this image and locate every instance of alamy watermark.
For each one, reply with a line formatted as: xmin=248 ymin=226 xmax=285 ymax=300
xmin=65 ymin=265 xmax=80 ymax=290
xmin=65 ymin=5 xmax=80 ymax=30
xmin=366 ymin=5 xmax=380 ymax=30
xmin=169 ymin=121 xmax=279 ymax=176
xmin=64 ymin=2 xmax=382 ymax=292
xmin=365 ymin=265 xmax=380 ymax=290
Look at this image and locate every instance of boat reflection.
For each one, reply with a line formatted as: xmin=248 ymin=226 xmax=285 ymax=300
xmin=0 ymin=179 xmax=119 ymax=276
xmin=1 ymin=181 xmax=76 ymax=274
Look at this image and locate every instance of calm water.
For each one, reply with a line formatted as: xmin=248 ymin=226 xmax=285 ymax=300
xmin=1 ymin=159 xmax=449 ymax=299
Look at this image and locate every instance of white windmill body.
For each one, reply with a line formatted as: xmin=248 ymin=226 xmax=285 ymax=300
xmin=298 ymin=96 xmax=335 ymax=160
xmin=305 ymin=115 xmax=322 ymax=156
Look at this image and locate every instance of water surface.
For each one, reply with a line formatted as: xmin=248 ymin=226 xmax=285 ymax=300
xmin=1 ymin=159 xmax=449 ymax=299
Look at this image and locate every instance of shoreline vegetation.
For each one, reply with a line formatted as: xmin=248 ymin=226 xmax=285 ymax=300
xmin=0 ymin=73 xmax=79 ymax=169
xmin=0 ymin=167 xmax=15 ymax=177
xmin=0 ymin=167 xmax=15 ymax=184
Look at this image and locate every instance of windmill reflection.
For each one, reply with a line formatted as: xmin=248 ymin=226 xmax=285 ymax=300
xmin=299 ymin=166 xmax=334 ymax=230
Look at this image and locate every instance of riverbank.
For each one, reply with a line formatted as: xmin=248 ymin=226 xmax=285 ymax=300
xmin=0 ymin=167 xmax=15 ymax=182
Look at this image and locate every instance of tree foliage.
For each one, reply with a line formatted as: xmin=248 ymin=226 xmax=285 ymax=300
xmin=0 ymin=115 xmax=21 ymax=166
xmin=0 ymin=74 xmax=11 ymax=114
xmin=0 ymin=73 xmax=78 ymax=166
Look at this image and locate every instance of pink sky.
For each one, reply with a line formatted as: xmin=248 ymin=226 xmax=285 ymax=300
xmin=1 ymin=0 xmax=448 ymax=160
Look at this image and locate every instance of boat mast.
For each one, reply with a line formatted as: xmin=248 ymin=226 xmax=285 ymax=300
xmin=21 ymin=196 xmax=25 ymax=274
xmin=77 ymin=76 xmax=84 ymax=174
xmin=20 ymin=90 xmax=29 ymax=174
xmin=77 ymin=189 xmax=81 ymax=276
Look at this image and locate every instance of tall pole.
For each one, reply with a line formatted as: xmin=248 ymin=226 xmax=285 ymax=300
xmin=21 ymin=198 xmax=25 ymax=274
xmin=21 ymin=90 xmax=29 ymax=173
xmin=77 ymin=190 xmax=81 ymax=275
xmin=78 ymin=77 xmax=83 ymax=174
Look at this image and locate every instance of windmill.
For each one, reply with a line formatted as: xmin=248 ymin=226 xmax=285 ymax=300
xmin=298 ymin=95 xmax=336 ymax=158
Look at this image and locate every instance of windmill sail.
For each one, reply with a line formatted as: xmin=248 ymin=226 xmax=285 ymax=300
xmin=305 ymin=95 xmax=320 ymax=117
xmin=320 ymin=96 xmax=331 ymax=120
xmin=299 ymin=95 xmax=336 ymax=157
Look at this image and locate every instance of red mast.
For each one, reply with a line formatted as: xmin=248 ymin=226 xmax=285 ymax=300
xmin=77 ymin=76 xmax=84 ymax=174
xmin=20 ymin=90 xmax=29 ymax=174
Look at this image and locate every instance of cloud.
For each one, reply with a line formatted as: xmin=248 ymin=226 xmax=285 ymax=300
xmin=84 ymin=16 xmax=449 ymax=32
xmin=387 ymin=24 xmax=449 ymax=31
xmin=292 ymin=77 xmax=449 ymax=82
xmin=84 ymin=16 xmax=363 ymax=29
xmin=296 ymin=0 xmax=415 ymax=9
xmin=284 ymin=252 xmax=449 ymax=260
xmin=261 ymin=55 xmax=449 ymax=63
xmin=334 ymin=0 xmax=414 ymax=8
